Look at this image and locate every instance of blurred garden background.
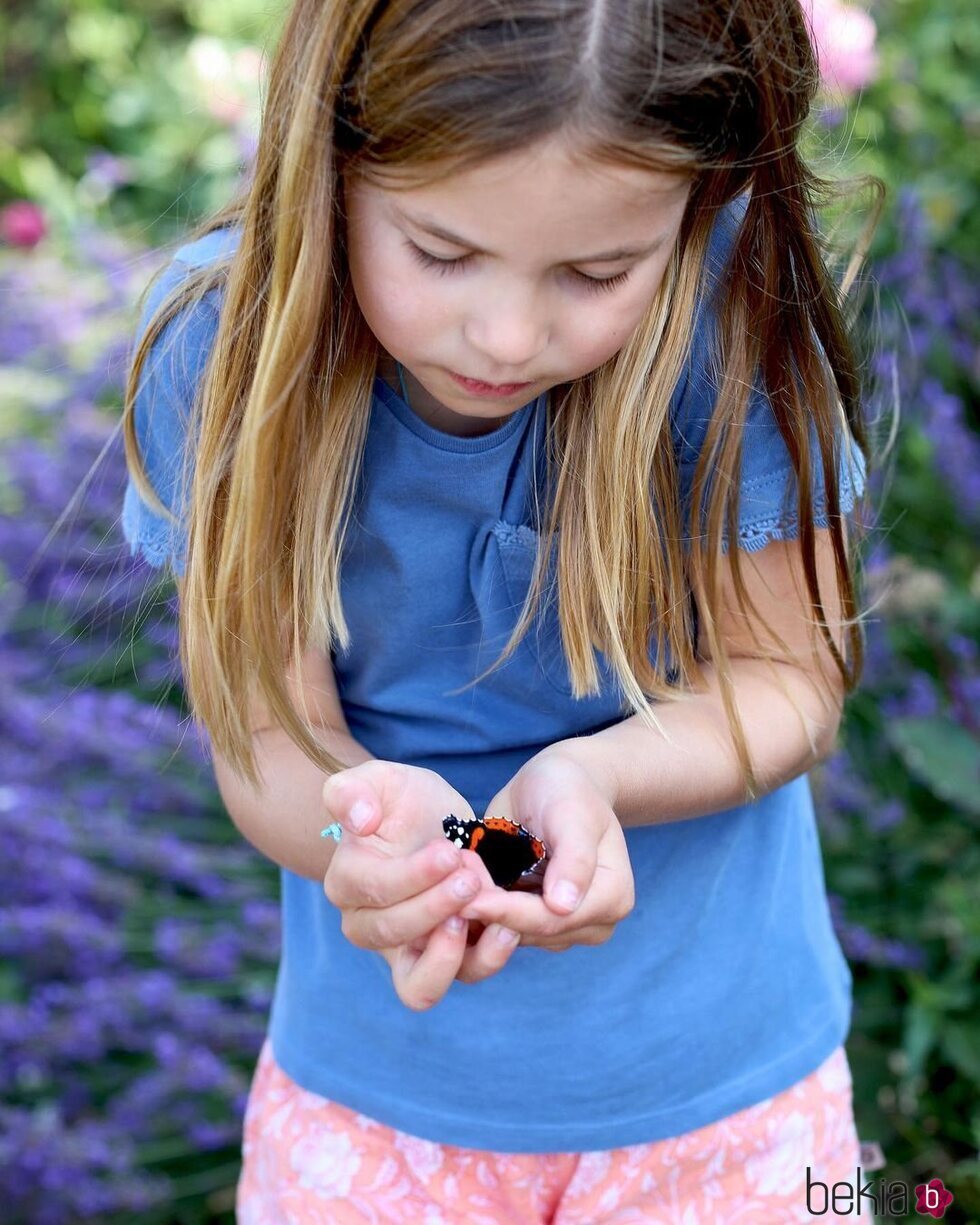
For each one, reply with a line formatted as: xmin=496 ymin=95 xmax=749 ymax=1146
xmin=1 ymin=0 xmax=977 ymax=1221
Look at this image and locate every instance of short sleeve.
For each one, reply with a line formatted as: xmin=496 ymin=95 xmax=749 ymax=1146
xmin=121 ymin=239 xmax=229 ymax=577
xmin=671 ymin=198 xmax=867 ymax=555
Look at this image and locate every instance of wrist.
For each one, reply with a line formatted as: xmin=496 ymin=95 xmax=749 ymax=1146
xmin=539 ymin=736 xmax=620 ymax=812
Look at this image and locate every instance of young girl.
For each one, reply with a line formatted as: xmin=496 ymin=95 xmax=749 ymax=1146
xmin=121 ymin=0 xmax=879 ymax=1220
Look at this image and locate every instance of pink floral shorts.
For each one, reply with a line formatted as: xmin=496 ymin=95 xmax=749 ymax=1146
xmin=236 ymin=1039 xmax=873 ymax=1223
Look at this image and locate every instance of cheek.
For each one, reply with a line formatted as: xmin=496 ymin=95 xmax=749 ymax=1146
xmin=564 ymin=272 xmax=671 ymax=371
xmin=564 ymin=301 xmax=647 ymax=371
xmin=348 ymin=238 xmax=449 ymax=349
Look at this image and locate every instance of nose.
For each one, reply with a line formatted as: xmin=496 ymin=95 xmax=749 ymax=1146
xmin=462 ymin=283 xmax=549 ymax=376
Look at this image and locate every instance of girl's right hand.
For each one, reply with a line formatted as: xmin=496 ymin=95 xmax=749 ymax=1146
xmin=321 ymin=760 xmax=520 ymax=1011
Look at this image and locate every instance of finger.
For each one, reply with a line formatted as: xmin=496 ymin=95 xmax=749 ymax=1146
xmin=457 ymin=886 xmax=567 ymax=938
xmin=344 ymin=864 xmax=484 ymax=951
xmin=539 ymin=839 xmax=597 ymax=917
xmin=454 ymin=922 xmax=522 ymax=984
xmin=389 ymin=914 xmax=470 ymax=1011
xmin=517 ymin=922 xmax=616 ymax=952
xmin=322 ymin=772 xmax=383 ymax=837
xmin=324 ymin=836 xmax=462 ymax=910
xmin=456 ymin=846 xmax=502 ymax=893
xmin=457 ymin=865 xmax=616 ymax=933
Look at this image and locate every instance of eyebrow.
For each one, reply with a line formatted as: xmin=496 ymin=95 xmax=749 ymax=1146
xmin=395 ymin=207 xmax=669 ymax=264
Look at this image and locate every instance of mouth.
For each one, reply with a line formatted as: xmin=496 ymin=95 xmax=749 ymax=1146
xmin=448 ymin=370 xmax=535 ymax=395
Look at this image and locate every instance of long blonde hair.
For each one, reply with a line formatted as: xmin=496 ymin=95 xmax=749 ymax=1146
xmin=123 ymin=0 xmax=879 ymax=794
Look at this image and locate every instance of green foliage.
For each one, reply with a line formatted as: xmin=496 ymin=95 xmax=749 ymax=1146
xmin=888 ymin=717 xmax=980 ymax=816
xmin=0 ymin=0 xmax=282 ymax=245
xmin=858 ymin=0 xmax=979 ymax=264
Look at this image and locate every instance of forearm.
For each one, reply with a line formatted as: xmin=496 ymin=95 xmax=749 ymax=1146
xmin=214 ymin=726 xmax=376 ymax=881
xmin=550 ymin=657 xmax=842 ymax=828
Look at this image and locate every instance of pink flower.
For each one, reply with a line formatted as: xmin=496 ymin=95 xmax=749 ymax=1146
xmin=206 ymin=94 xmax=248 ymax=124
xmin=803 ymin=0 xmax=879 ymax=95
xmin=0 ymin=200 xmax=48 ymax=248
xmin=233 ymin=47 xmax=265 ymax=85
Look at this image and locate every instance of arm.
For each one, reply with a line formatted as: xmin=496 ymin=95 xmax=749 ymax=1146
xmin=214 ymin=724 xmax=376 ymax=882
xmin=206 ymin=627 xmax=377 ymax=881
xmin=546 ymin=530 xmax=849 ymax=828
xmin=444 ymin=530 xmax=853 ymax=954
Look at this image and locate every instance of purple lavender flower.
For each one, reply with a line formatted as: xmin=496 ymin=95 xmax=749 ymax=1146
xmin=0 ymin=235 xmax=280 ymax=1215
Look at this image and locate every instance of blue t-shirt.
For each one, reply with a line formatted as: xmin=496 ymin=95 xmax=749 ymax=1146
xmin=122 ymin=206 xmax=867 ymax=1152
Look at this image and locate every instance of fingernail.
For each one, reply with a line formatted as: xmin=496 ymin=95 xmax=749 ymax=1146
xmin=348 ymin=800 xmax=373 ymax=833
xmin=435 ymin=847 xmax=459 ymax=872
xmin=443 ymin=915 xmax=465 ymax=934
xmin=452 ymin=874 xmax=478 ymax=900
xmin=551 ymin=880 xmax=580 ymax=911
xmin=496 ymin=926 xmax=520 ymax=946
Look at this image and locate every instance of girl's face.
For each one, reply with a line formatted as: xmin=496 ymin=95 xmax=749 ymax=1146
xmin=343 ymin=134 xmax=691 ymax=437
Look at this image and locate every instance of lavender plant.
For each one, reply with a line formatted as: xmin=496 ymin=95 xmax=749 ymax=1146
xmin=811 ymin=181 xmax=980 ymax=1214
xmin=1 ymin=232 xmax=278 ymax=1222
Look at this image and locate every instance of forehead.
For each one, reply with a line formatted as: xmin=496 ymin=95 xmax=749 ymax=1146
xmin=348 ymin=135 xmax=691 ymax=251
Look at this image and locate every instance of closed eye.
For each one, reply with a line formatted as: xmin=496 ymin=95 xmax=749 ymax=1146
xmin=404 ymin=239 xmax=632 ymax=294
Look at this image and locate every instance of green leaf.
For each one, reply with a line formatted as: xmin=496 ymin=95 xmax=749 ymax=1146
xmin=887 ymin=717 xmax=980 ymax=816
xmin=941 ymin=1021 xmax=980 ymax=1085
xmin=902 ymin=1001 xmax=937 ymax=1080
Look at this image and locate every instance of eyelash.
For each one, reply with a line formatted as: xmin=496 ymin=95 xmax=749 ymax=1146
xmin=404 ymin=240 xmax=632 ymax=294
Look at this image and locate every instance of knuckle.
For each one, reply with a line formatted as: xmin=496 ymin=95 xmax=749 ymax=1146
xmin=328 ymin=759 xmax=402 ymax=804
xmin=360 ymin=877 xmax=388 ymax=909
xmin=373 ymin=914 xmax=400 ymax=949
xmin=321 ymin=772 xmax=344 ymax=802
xmin=349 ymin=759 xmax=389 ymax=783
xmin=459 ymin=959 xmax=494 ymax=984
xmin=324 ymin=856 xmax=356 ymax=906
xmin=339 ymin=913 xmax=367 ymax=949
xmin=378 ymin=759 xmax=409 ymax=786
xmin=455 ymin=963 xmax=479 ymax=984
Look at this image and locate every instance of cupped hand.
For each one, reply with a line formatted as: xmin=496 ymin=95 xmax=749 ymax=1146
xmin=321 ymin=760 xmax=521 ymax=1010
xmin=452 ymin=749 xmax=635 ymax=973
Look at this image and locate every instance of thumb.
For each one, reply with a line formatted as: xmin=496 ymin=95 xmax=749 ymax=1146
xmin=514 ymin=755 xmax=599 ymax=915
xmin=541 ymin=860 xmax=587 ymax=916
xmin=537 ymin=812 xmax=596 ymax=916
xmin=322 ymin=771 xmax=380 ymax=837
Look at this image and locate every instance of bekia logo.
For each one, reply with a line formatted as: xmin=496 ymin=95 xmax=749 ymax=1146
xmin=806 ymin=1168 xmax=954 ymax=1218
xmin=915 ymin=1178 xmax=954 ymax=1219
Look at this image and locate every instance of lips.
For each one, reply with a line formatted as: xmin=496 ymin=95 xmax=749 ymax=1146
xmin=460 ymin=375 xmax=529 ymax=387
xmin=449 ymin=370 xmax=533 ymax=393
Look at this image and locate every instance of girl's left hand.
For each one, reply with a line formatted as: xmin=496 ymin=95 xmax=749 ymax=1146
xmin=453 ymin=749 xmax=635 ymax=976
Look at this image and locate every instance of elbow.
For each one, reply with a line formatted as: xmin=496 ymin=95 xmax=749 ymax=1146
xmin=810 ymin=700 xmax=844 ymax=766
xmin=798 ymin=662 xmax=846 ymax=765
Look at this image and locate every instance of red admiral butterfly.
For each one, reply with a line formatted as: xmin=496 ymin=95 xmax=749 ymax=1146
xmin=442 ymin=814 xmax=549 ymax=890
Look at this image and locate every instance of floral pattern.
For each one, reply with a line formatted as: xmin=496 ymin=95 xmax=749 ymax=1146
xmin=236 ymin=1041 xmax=874 ymax=1223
